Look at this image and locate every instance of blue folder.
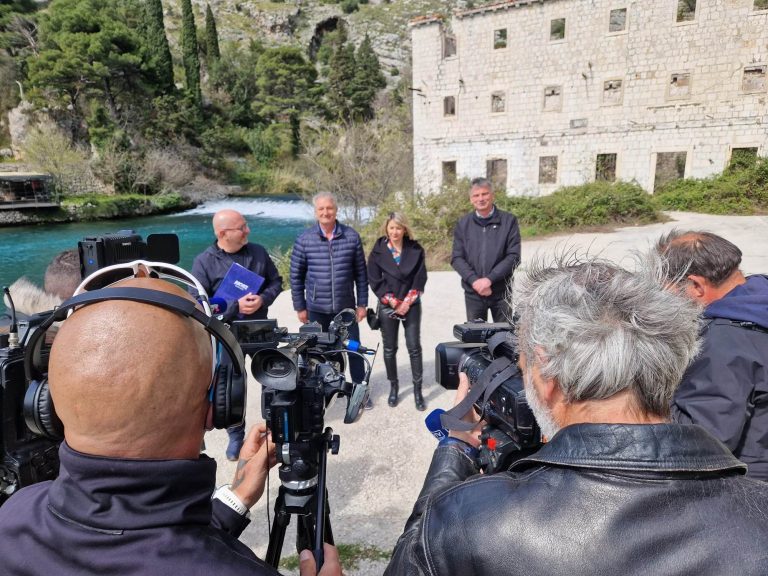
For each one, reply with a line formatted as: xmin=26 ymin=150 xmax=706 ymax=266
xmin=212 ymin=262 xmax=265 ymax=304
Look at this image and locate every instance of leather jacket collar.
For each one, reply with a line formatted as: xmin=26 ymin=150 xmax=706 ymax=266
xmin=514 ymin=423 xmax=747 ymax=474
xmin=48 ymin=442 xmax=217 ymax=532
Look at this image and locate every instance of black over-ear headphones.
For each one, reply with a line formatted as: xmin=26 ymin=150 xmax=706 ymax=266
xmin=23 ymin=287 xmax=246 ymax=440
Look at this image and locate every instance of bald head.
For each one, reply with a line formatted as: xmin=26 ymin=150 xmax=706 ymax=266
xmin=48 ymin=277 xmax=214 ymax=459
xmin=213 ymin=209 xmax=250 ymax=254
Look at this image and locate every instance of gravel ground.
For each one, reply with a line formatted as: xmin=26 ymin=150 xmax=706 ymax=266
xmin=204 ymin=211 xmax=768 ymax=575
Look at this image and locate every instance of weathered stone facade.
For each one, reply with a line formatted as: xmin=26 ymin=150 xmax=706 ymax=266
xmin=410 ymin=0 xmax=768 ymax=196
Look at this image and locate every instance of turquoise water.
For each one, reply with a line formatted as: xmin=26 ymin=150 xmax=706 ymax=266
xmin=0 ymin=197 xmax=316 ymax=312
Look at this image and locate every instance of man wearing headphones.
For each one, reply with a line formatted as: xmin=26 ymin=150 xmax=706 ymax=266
xmin=0 ymin=276 xmax=340 ymax=576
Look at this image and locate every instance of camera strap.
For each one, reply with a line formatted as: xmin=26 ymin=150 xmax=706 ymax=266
xmin=440 ymin=356 xmax=518 ymax=432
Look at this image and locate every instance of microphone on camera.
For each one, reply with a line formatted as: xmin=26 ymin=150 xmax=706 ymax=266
xmin=425 ymin=408 xmax=449 ymax=441
xmin=343 ymin=339 xmax=375 ymax=355
xmin=209 ymin=297 xmax=227 ymax=315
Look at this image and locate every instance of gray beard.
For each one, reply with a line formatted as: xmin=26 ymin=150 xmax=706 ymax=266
xmin=523 ymin=368 xmax=561 ymax=441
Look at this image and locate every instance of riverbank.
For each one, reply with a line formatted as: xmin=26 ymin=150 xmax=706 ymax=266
xmin=0 ymin=192 xmax=197 ymax=227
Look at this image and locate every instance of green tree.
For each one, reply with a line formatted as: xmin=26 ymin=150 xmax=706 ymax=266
xmin=209 ymin=40 xmax=264 ymax=127
xmin=350 ymin=33 xmax=385 ymax=120
xmin=180 ymin=0 xmax=201 ymax=107
xmin=26 ymin=0 xmax=152 ymax=137
xmin=325 ymin=41 xmax=356 ymax=120
xmin=251 ymin=47 xmax=323 ymax=155
xmin=252 ymin=47 xmax=322 ymax=121
xmin=144 ymin=0 xmax=174 ymax=94
xmin=204 ymin=3 xmax=220 ymax=63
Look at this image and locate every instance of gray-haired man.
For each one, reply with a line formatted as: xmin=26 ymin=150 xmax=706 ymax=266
xmin=386 ymin=254 xmax=768 ymax=576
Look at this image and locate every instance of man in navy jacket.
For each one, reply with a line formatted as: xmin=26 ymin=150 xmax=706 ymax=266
xmin=192 ymin=208 xmax=283 ymax=459
xmin=0 ymin=276 xmax=340 ymax=576
xmin=451 ymin=177 xmax=521 ymax=322
xmin=290 ymin=192 xmax=369 ymax=403
xmin=658 ymin=230 xmax=768 ymax=480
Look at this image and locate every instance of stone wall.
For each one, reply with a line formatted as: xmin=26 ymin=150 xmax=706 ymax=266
xmin=410 ymin=0 xmax=768 ymax=196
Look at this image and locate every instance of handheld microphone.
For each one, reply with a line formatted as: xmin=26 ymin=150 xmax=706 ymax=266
xmin=209 ymin=297 xmax=227 ymax=315
xmin=343 ymin=339 xmax=375 ymax=355
xmin=425 ymin=408 xmax=449 ymax=441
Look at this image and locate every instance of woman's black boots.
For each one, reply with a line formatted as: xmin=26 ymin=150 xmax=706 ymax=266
xmin=413 ymin=384 xmax=426 ymax=411
xmin=388 ymin=381 xmax=399 ymax=407
xmin=410 ymin=349 xmax=425 ymax=411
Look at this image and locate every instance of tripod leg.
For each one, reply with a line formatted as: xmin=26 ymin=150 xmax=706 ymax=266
xmin=265 ymin=489 xmax=292 ymax=569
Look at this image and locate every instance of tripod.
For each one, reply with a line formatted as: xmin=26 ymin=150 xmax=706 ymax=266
xmin=265 ymin=427 xmax=340 ymax=570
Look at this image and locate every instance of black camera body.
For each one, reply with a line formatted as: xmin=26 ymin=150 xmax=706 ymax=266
xmin=0 ymin=230 xmax=182 ymax=507
xmin=78 ymin=231 xmax=179 ymax=278
xmin=0 ymin=327 xmax=59 ymax=505
xmin=252 ymin=311 xmax=369 ymax=487
xmin=436 ymin=321 xmax=541 ymax=473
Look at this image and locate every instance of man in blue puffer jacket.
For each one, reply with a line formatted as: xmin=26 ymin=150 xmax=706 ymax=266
xmin=290 ymin=192 xmax=370 ymax=406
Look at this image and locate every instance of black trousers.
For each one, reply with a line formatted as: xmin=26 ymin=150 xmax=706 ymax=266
xmin=464 ymin=292 xmax=512 ymax=323
xmin=308 ymin=310 xmax=366 ymax=384
xmin=379 ymin=303 xmax=423 ymax=386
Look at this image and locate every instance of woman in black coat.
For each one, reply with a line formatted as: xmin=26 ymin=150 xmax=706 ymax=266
xmin=367 ymin=212 xmax=428 ymax=410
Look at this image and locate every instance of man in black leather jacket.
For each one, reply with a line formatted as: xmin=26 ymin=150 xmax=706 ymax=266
xmin=386 ymin=254 xmax=768 ymax=576
xmin=658 ymin=230 xmax=768 ymax=481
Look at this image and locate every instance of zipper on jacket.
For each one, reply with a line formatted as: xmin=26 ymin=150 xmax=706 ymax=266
xmin=329 ymin=239 xmax=335 ymax=312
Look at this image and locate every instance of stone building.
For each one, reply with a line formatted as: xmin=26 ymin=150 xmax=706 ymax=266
xmin=410 ymin=0 xmax=768 ymax=196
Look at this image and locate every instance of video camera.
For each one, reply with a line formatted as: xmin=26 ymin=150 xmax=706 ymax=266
xmin=247 ymin=309 xmax=375 ymax=568
xmin=436 ymin=321 xmax=541 ymax=473
xmin=0 ymin=230 xmax=180 ymax=506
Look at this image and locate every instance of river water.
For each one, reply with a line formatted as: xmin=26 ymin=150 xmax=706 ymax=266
xmin=0 ymin=196 xmax=316 ymax=312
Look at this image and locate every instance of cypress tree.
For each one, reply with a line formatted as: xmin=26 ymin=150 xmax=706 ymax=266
xmin=205 ymin=4 xmax=220 ymax=62
xmin=144 ymin=0 xmax=174 ymax=94
xmin=351 ymin=33 xmax=386 ymax=120
xmin=180 ymin=0 xmax=201 ymax=106
xmin=326 ymin=42 xmax=356 ymax=120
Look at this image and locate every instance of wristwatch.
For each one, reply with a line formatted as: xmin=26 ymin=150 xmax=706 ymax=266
xmin=213 ymin=484 xmax=250 ymax=517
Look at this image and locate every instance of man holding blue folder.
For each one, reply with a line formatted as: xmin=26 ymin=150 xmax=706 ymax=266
xmin=192 ymin=209 xmax=283 ymax=459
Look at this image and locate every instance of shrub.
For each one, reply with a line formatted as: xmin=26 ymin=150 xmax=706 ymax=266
xmin=341 ymin=0 xmax=359 ymax=13
xmin=653 ymin=157 xmax=768 ymax=214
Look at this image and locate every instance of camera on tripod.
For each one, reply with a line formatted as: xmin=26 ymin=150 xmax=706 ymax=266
xmin=249 ymin=309 xmax=375 ymax=569
xmin=1 ymin=230 xmax=181 ymax=507
xmin=435 ymin=321 xmax=541 ymax=473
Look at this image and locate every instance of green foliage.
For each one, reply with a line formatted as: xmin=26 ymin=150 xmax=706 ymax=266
xmin=204 ymin=3 xmax=220 ymax=62
xmin=341 ymin=0 xmax=360 ymax=13
xmin=251 ymin=47 xmax=322 ymax=122
xmin=326 ymin=42 xmax=356 ymax=119
xmin=653 ymin=157 xmax=768 ymax=215
xmin=25 ymin=0 xmax=157 ymax=143
xmin=144 ymin=0 xmax=174 ymax=94
xmin=350 ymin=34 xmax=386 ymax=120
xmin=144 ymin=94 xmax=204 ymax=144
xmin=242 ymin=124 xmax=293 ymax=166
xmin=209 ymin=41 xmax=265 ymax=127
xmin=61 ymin=191 xmax=188 ymax=219
xmin=325 ymin=34 xmax=385 ymax=121
xmin=0 ymin=0 xmax=38 ymax=54
xmin=501 ymin=181 xmax=657 ymax=236
xmin=180 ymin=0 xmax=201 ymax=106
